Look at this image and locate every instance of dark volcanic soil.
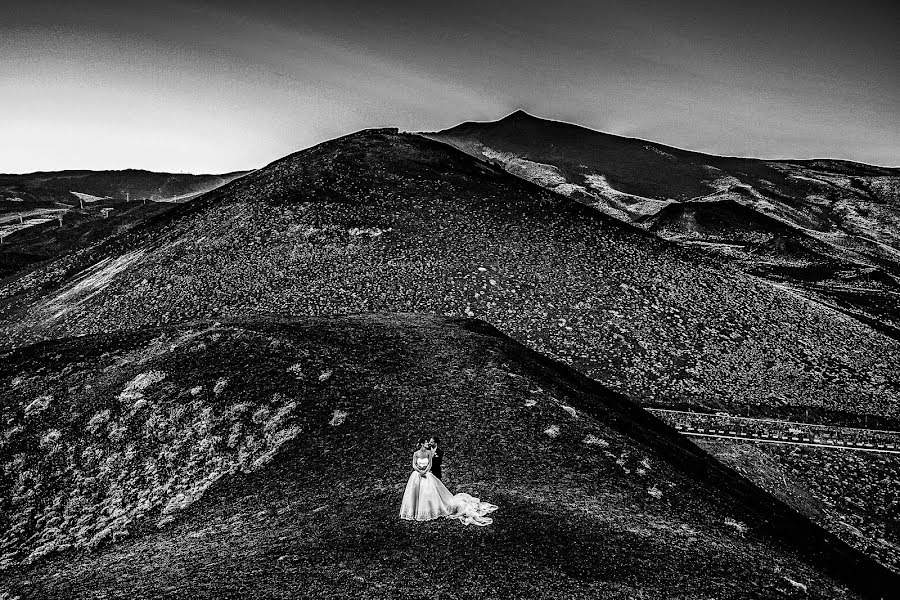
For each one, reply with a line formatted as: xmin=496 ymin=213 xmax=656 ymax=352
xmin=698 ymin=438 xmax=900 ymax=575
xmin=1 ymin=315 xmax=894 ymax=598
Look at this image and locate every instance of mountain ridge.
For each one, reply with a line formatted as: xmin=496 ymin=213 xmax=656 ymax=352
xmin=426 ymin=113 xmax=900 ymax=337
xmin=460 ymin=110 xmax=900 ymax=169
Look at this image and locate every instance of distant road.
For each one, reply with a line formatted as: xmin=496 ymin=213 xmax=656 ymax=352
xmin=0 ymin=208 xmax=66 ymax=225
xmin=648 ymin=408 xmax=900 ymax=454
xmin=648 ymin=408 xmax=900 ymax=434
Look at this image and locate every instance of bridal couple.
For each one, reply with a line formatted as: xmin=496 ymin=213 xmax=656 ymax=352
xmin=399 ymin=436 xmax=498 ymax=526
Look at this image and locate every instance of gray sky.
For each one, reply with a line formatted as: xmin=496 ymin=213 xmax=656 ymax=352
xmin=2 ymin=0 xmax=897 ymax=173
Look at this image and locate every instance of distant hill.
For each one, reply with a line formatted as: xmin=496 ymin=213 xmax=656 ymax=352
xmin=0 ymin=169 xmax=250 ymax=278
xmin=1 ymin=314 xmax=893 ymax=598
xmin=1 ymin=128 xmax=896 ymax=429
xmin=0 ymin=169 xmax=250 ymax=204
xmin=426 ymin=111 xmax=900 ymax=337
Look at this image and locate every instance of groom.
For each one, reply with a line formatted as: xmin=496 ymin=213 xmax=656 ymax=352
xmin=429 ymin=436 xmax=443 ymax=481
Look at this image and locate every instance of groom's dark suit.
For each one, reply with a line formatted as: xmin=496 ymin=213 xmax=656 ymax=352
xmin=431 ymin=446 xmax=443 ymax=480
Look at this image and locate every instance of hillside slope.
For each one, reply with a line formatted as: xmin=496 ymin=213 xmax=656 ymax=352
xmin=0 ymin=128 xmax=897 ymax=426
xmin=0 ymin=169 xmax=250 ymax=278
xmin=0 ymin=202 xmax=172 ymax=280
xmin=0 ymin=315 xmax=894 ymax=598
xmin=427 ymin=112 xmax=900 ymax=336
xmin=695 ymin=438 xmax=900 ymax=575
xmin=0 ymin=169 xmax=250 ymax=205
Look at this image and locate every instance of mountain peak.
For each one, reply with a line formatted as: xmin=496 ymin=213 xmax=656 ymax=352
xmin=502 ymin=109 xmax=538 ymax=121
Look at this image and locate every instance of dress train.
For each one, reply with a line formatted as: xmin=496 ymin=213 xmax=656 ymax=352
xmin=400 ymin=471 xmax=498 ymax=525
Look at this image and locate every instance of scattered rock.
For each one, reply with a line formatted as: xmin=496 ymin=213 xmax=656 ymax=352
xmin=724 ymin=517 xmax=748 ymax=536
xmin=348 ymin=227 xmax=391 ymax=238
xmin=783 ymin=577 xmax=807 ymax=593
xmin=118 ymin=371 xmax=166 ymax=402
xmin=24 ymin=395 xmax=52 ymax=418
xmin=86 ymin=410 xmax=110 ymax=435
xmin=329 ymin=410 xmax=348 ymax=426
xmin=39 ymin=429 xmax=61 ymax=449
xmin=252 ymin=407 xmax=271 ymax=425
xmin=583 ymin=434 xmax=609 ymax=447
xmin=225 ymin=403 xmax=250 ymax=420
xmin=213 ymin=377 xmax=229 ymax=396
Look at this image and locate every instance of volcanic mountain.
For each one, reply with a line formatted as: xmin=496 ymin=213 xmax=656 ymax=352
xmin=0 ymin=169 xmax=249 ymax=278
xmin=1 ymin=314 xmax=894 ymax=598
xmin=427 ymin=111 xmax=900 ymax=336
xmin=1 ymin=128 xmax=897 ymax=427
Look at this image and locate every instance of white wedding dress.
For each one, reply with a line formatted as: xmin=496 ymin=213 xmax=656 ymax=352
xmin=400 ymin=455 xmax=498 ymax=526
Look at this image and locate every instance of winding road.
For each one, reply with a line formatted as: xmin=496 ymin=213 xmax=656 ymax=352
xmin=648 ymin=408 xmax=900 ymax=454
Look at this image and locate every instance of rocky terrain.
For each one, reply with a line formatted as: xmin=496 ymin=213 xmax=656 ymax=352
xmin=698 ymin=439 xmax=900 ymax=575
xmin=1 ymin=314 xmax=893 ymax=599
xmin=0 ymin=169 xmax=249 ymax=277
xmin=428 ymin=111 xmax=900 ymax=337
xmin=0 ymin=128 xmax=897 ymax=425
xmin=1 ymin=127 xmax=897 ymax=584
xmin=425 ymin=115 xmax=900 ymax=576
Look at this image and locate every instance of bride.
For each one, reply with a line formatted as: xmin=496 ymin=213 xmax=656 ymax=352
xmin=399 ymin=438 xmax=497 ymax=525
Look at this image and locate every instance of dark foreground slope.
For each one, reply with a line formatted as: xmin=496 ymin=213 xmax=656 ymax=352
xmin=695 ymin=438 xmax=900 ymax=575
xmin=1 ymin=315 xmax=895 ymax=598
xmin=1 ymin=129 xmax=898 ymax=426
xmin=428 ymin=112 xmax=900 ymax=335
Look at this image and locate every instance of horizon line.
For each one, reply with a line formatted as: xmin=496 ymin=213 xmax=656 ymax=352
xmin=433 ymin=109 xmax=900 ymax=170
xmin=3 ymin=112 xmax=897 ymax=173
